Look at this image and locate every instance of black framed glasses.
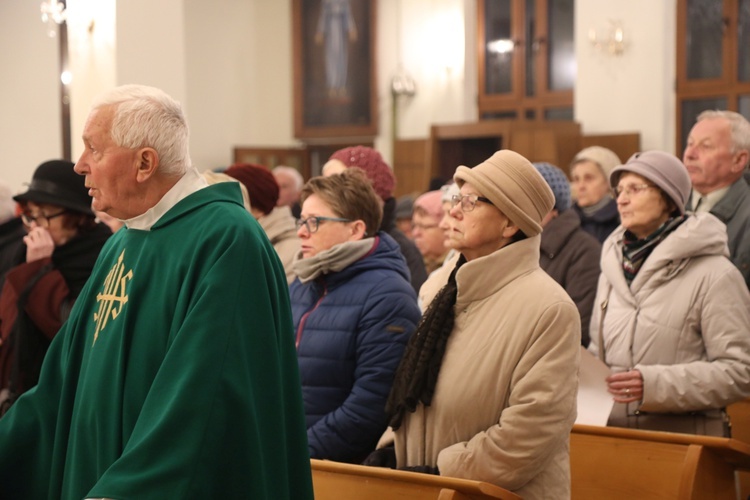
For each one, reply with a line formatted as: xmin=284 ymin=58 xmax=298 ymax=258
xmin=21 ymin=210 xmax=68 ymax=227
xmin=450 ymin=194 xmax=494 ymax=212
xmin=295 ymin=216 xmax=352 ymax=233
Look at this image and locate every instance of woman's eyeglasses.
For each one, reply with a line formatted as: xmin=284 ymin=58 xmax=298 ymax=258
xmin=21 ymin=210 xmax=68 ymax=227
xmin=615 ymin=184 xmax=656 ymax=198
xmin=295 ymin=216 xmax=352 ymax=233
xmin=450 ymin=194 xmax=494 ymax=212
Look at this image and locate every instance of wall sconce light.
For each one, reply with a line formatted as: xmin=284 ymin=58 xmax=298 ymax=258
xmin=391 ymin=68 xmax=416 ymax=98
xmin=588 ymin=20 xmax=626 ymax=56
xmin=41 ymin=0 xmax=67 ymax=37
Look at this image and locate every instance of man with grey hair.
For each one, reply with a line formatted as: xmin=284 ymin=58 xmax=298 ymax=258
xmin=683 ymin=110 xmax=750 ymax=287
xmin=0 ymin=85 xmax=313 ymax=499
xmin=273 ymin=165 xmax=304 ymax=218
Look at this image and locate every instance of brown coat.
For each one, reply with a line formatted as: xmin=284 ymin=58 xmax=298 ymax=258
xmin=397 ymin=236 xmax=580 ymax=499
xmin=540 ymin=209 xmax=602 ymax=347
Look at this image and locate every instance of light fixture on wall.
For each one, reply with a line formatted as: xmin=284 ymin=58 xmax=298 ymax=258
xmin=588 ymin=20 xmax=626 ymax=56
xmin=391 ymin=67 xmax=417 ymax=99
xmin=41 ymin=0 xmax=67 ymax=37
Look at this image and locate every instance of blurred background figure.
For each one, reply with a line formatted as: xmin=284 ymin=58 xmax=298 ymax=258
xmin=322 ymin=146 xmax=427 ymax=293
xmin=225 ymin=163 xmax=300 ymax=284
xmin=273 ymin=165 xmax=304 ymax=219
xmin=436 ymin=182 xmax=461 ymax=270
xmin=290 ymin=168 xmax=420 ymax=463
xmin=683 ymin=110 xmax=750 ymax=288
xmin=589 ymin=151 xmax=750 ymax=435
xmin=202 ymin=170 xmax=252 ymax=212
xmin=533 ymin=162 xmax=601 ymax=347
xmin=412 ymin=191 xmax=449 ymax=275
xmin=0 ymin=181 xmax=25 ymax=290
xmin=394 ymin=194 xmax=414 ymax=240
xmin=570 ymin=146 xmax=622 ymax=243
xmin=93 ymin=209 xmax=124 ymax=234
xmin=0 ymin=160 xmax=111 ymax=413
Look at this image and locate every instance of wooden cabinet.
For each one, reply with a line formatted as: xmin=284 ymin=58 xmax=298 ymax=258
xmin=477 ymin=0 xmax=574 ymax=121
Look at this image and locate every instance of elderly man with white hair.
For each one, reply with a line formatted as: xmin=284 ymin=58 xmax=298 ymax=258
xmin=0 ymin=85 xmax=313 ymax=500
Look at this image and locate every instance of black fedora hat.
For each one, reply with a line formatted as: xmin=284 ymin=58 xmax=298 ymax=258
xmin=13 ymin=160 xmax=93 ymax=215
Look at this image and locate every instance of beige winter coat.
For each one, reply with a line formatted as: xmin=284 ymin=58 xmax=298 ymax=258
xmin=395 ymin=235 xmax=580 ymax=499
xmin=589 ymin=214 xmax=750 ymax=424
xmin=259 ymin=206 xmax=300 ymax=284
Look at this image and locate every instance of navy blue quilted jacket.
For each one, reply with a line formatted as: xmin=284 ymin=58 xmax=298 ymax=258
xmin=290 ymin=232 xmax=421 ymax=463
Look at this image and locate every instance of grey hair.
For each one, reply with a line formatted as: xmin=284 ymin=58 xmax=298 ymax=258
xmin=272 ymin=165 xmax=304 ymax=191
xmin=697 ymin=110 xmax=750 ymax=158
xmin=91 ymin=84 xmax=191 ymax=176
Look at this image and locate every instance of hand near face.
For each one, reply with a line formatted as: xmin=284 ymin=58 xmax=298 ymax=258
xmin=24 ymin=227 xmax=56 ymax=262
xmin=606 ymin=369 xmax=644 ymax=404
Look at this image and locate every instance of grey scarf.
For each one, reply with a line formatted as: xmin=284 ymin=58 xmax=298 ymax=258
xmin=293 ymin=237 xmax=376 ymax=283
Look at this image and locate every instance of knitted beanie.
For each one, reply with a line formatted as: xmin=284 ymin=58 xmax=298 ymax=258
xmin=454 ymin=150 xmax=554 ymax=237
xmin=413 ymin=190 xmax=444 ymax=221
xmin=533 ymin=162 xmax=572 ymax=212
xmin=224 ymin=163 xmax=279 ymax=215
xmin=328 ymin=146 xmax=395 ymax=201
xmin=610 ymin=151 xmax=691 ymax=215
xmin=572 ymin=146 xmax=622 ymax=179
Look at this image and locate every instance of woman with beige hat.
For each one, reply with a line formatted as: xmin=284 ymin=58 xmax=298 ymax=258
xmin=382 ymin=150 xmax=581 ymax=499
xmin=570 ymin=146 xmax=623 ymax=243
xmin=589 ymin=151 xmax=750 ymax=435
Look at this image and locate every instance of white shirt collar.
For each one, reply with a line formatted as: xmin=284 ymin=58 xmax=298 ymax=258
xmin=690 ymin=186 xmax=730 ymax=213
xmin=123 ymin=168 xmax=208 ymax=231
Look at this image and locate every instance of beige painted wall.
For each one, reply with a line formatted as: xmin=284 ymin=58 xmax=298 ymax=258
xmin=0 ymin=0 xmax=676 ymax=194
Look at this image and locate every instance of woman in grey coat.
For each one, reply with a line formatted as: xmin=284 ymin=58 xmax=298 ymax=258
xmin=589 ymin=151 xmax=750 ymax=436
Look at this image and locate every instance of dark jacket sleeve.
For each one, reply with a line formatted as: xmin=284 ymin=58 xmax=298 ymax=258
xmin=564 ymin=233 xmax=602 ymax=347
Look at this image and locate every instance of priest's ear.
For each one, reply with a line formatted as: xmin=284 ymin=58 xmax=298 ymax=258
xmin=135 ymin=148 xmax=160 ymax=183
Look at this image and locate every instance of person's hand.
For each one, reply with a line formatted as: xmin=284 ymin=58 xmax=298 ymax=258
xmin=362 ymin=446 xmax=396 ymax=468
xmin=606 ymin=369 xmax=643 ymax=403
xmin=24 ymin=227 xmax=55 ymax=262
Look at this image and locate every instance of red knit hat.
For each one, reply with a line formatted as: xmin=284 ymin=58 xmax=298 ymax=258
xmin=329 ymin=146 xmax=395 ymax=201
xmin=224 ymin=163 xmax=279 ymax=215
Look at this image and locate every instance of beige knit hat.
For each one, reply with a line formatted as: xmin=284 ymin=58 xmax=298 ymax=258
xmin=572 ymin=146 xmax=622 ymax=179
xmin=454 ymin=150 xmax=555 ymax=237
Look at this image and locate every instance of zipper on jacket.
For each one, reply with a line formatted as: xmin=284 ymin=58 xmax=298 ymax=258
xmin=295 ymin=282 xmax=328 ymax=348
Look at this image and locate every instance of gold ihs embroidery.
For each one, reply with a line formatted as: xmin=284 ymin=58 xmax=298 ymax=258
xmin=93 ymin=249 xmax=133 ymax=345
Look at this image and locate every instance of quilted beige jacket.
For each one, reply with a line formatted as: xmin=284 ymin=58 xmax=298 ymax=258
xmin=589 ymin=213 xmax=750 ymax=416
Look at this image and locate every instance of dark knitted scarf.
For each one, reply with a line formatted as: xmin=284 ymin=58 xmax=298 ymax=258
xmin=386 ymin=255 xmax=466 ymax=430
xmin=621 ymin=215 xmax=687 ymax=285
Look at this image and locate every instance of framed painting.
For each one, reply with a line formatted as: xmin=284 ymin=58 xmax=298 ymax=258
xmin=292 ymin=0 xmax=378 ymax=139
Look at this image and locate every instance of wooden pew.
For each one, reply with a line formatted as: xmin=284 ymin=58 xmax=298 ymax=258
xmin=571 ymin=424 xmax=750 ymax=499
xmin=311 ymin=459 xmax=520 ymax=500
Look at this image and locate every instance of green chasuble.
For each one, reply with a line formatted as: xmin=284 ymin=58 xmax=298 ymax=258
xmin=0 ymin=183 xmax=313 ymax=500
